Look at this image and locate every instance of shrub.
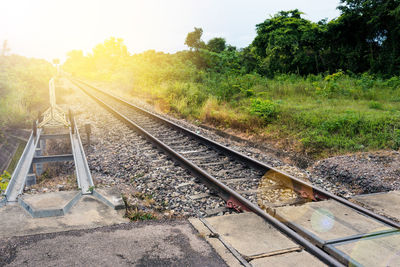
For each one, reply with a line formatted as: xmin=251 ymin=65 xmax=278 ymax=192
xmin=368 ymin=101 xmax=383 ymax=110
xmin=250 ymin=98 xmax=279 ymax=123
xmin=0 ymin=171 xmax=11 ymax=193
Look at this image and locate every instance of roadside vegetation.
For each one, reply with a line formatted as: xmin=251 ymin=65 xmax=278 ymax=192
xmin=0 ymin=171 xmax=10 ymax=194
xmin=63 ymin=0 xmax=400 ymax=158
xmin=0 ymin=54 xmax=54 ymax=131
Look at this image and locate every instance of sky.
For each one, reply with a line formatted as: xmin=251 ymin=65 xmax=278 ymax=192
xmin=0 ymin=0 xmax=341 ymax=62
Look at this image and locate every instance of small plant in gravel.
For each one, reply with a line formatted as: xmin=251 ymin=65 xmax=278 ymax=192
xmin=130 ymin=173 xmax=144 ymax=183
xmin=122 ymin=193 xmax=157 ymax=221
xmin=125 ymin=208 xmax=157 ymax=221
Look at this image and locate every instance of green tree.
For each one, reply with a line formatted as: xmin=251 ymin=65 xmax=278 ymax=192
xmin=252 ymin=10 xmax=324 ymax=75
xmin=207 ymin=37 xmax=226 ymax=53
xmin=185 ymin=27 xmax=206 ymax=51
xmin=330 ymin=0 xmax=400 ymax=75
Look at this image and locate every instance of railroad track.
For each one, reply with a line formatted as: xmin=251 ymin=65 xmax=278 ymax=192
xmin=70 ymin=77 xmax=400 ymax=266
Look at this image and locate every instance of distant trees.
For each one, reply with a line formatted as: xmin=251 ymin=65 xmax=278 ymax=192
xmin=249 ymin=1 xmax=400 ymax=76
xmin=185 ymin=28 xmax=227 ymax=53
xmin=185 ymin=27 xmax=206 ymax=51
xmin=252 ymin=9 xmax=324 ymax=75
xmin=207 ymin=38 xmax=226 ymax=53
xmin=64 ymin=37 xmax=129 ymax=78
xmin=66 ymin=0 xmax=400 ymax=78
xmin=329 ymin=0 xmax=400 ymax=75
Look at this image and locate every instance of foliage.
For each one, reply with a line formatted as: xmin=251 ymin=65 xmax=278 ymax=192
xmin=184 ymin=27 xmax=206 ymax=51
xmin=62 ymin=1 xmax=400 ymax=157
xmin=252 ymin=9 xmax=325 ymax=75
xmin=207 ymin=37 xmax=226 ymax=53
xmin=0 ymin=171 xmax=11 ymax=193
xmin=250 ymin=98 xmax=280 ymax=123
xmin=0 ymin=55 xmax=54 ymax=128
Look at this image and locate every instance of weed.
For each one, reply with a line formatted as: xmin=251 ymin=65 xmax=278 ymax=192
xmin=250 ymin=98 xmax=279 ymax=123
xmin=368 ymin=101 xmax=383 ymax=110
xmin=0 ymin=171 xmax=11 ymax=193
xmin=121 ymin=194 xmax=157 ymax=221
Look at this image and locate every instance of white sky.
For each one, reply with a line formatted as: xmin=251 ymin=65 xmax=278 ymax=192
xmin=0 ymin=0 xmax=341 ymax=62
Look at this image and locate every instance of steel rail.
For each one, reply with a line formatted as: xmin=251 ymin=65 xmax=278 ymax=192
xmin=74 ymin=78 xmax=400 ymax=230
xmin=70 ymin=78 xmax=343 ymax=266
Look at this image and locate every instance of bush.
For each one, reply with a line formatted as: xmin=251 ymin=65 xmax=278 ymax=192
xmin=368 ymin=101 xmax=383 ymax=110
xmin=250 ymin=98 xmax=279 ymax=123
xmin=0 ymin=171 xmax=11 ymax=193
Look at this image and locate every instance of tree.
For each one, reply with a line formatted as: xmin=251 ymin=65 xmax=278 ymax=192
xmin=252 ymin=9 xmax=324 ymax=75
xmin=91 ymin=37 xmax=129 ymax=74
xmin=330 ymin=0 xmax=400 ymax=75
xmin=207 ymin=37 xmax=226 ymax=53
xmin=185 ymin=27 xmax=206 ymax=51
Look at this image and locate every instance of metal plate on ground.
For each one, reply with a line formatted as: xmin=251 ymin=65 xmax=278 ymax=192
xmin=351 ymin=191 xmax=400 ymax=221
xmin=276 ymin=199 xmax=394 ymax=246
xmin=325 ymin=231 xmax=400 ymax=266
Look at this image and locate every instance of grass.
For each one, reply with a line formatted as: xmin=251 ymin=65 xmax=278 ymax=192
xmin=122 ymin=194 xmax=157 ymax=221
xmin=0 ymin=171 xmax=11 ymax=194
xmin=145 ymin=73 xmax=400 ymax=157
xmin=6 ymin=142 xmax=26 ymax=174
xmin=65 ymin=50 xmax=400 ymax=158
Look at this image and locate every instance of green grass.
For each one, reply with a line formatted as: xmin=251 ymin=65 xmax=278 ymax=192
xmin=6 ymin=142 xmax=26 ymax=174
xmin=155 ymin=73 xmax=400 ymax=156
xmin=65 ymin=48 xmax=400 ymax=158
xmin=0 ymin=171 xmax=11 ymax=194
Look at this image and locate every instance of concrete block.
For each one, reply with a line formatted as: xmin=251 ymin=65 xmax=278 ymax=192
xmin=189 ymin=218 xmax=243 ymax=267
xmin=205 ymin=212 xmax=300 ymax=257
xmin=352 ymin=191 xmax=400 ymax=221
xmin=326 ymin=231 xmax=400 ymax=266
xmin=0 ymin=194 xmax=128 ymax=238
xmin=93 ymin=187 xmax=125 ymax=210
xmin=25 ymin=173 xmax=36 ymax=186
xmin=19 ymin=191 xmax=81 ymax=218
xmin=276 ymin=199 xmax=394 ymax=245
xmin=251 ymin=250 xmax=326 ymax=267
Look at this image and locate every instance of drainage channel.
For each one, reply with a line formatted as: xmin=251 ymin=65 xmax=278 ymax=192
xmin=1 ymin=77 xmax=121 ymax=217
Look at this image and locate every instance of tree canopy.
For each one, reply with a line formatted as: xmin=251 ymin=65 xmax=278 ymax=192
xmin=207 ymin=37 xmax=226 ymax=53
xmin=185 ymin=27 xmax=206 ymax=51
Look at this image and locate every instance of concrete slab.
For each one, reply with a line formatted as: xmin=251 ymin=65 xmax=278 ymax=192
xmin=0 ymin=220 xmax=227 ymax=266
xmin=0 ymin=195 xmax=128 ymax=238
xmin=204 ymin=212 xmax=300 ymax=257
xmin=20 ymin=191 xmax=78 ymax=210
xmin=251 ymin=251 xmax=326 ymax=267
xmin=189 ymin=217 xmax=243 ymax=267
xmin=352 ymin=191 xmax=400 ymax=221
xmin=18 ymin=191 xmax=82 ymax=218
xmin=276 ymin=199 xmax=394 ymax=244
xmin=326 ymin=231 xmax=400 ymax=266
xmin=93 ymin=187 xmax=124 ymax=210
